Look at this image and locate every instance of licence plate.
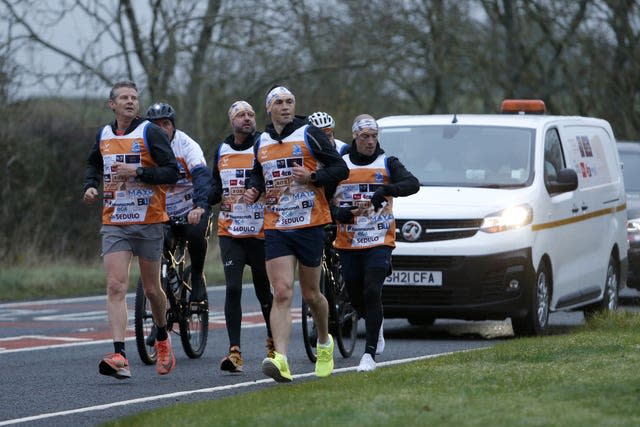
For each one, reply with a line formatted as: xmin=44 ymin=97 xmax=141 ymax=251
xmin=384 ymin=270 xmax=442 ymax=286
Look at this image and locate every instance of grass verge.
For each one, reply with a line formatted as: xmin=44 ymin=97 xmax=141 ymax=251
xmin=0 ymin=256 xmax=226 ymax=302
xmin=102 ymin=310 xmax=640 ymax=427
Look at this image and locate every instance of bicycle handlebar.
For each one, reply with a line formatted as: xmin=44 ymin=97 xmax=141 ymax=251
xmin=169 ymin=215 xmax=190 ymax=226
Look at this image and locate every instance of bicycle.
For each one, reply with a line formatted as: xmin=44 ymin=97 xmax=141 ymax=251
xmin=134 ymin=214 xmax=210 ymax=364
xmin=301 ymin=224 xmax=359 ymax=362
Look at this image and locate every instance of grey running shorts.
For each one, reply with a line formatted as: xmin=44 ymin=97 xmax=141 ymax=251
xmin=101 ymin=223 xmax=164 ymax=260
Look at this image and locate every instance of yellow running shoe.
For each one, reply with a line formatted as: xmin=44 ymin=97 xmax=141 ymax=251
xmin=261 ymin=352 xmax=292 ymax=382
xmin=315 ymin=334 xmax=334 ymax=377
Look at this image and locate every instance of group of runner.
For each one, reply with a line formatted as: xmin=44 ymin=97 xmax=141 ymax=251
xmin=82 ymin=81 xmax=418 ymax=383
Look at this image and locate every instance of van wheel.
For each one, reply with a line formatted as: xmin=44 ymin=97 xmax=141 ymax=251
xmin=511 ymin=261 xmax=550 ymax=336
xmin=584 ymin=255 xmax=618 ymax=318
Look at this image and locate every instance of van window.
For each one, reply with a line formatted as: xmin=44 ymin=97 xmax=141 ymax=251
xmin=379 ymin=125 xmax=534 ymax=188
xmin=563 ymin=126 xmax=614 ymax=188
xmin=544 ymin=128 xmax=565 ymax=184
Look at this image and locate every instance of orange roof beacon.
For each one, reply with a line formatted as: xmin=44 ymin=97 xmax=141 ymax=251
xmin=500 ymin=99 xmax=546 ymax=115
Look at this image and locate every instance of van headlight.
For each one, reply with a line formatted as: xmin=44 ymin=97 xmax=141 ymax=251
xmin=480 ymin=204 xmax=533 ymax=233
xmin=627 ymin=218 xmax=640 ymax=242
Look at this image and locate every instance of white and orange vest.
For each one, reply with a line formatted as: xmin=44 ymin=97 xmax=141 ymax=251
xmin=216 ymin=142 xmax=265 ymax=238
xmin=257 ymin=125 xmax=331 ymax=229
xmin=333 ymin=154 xmax=396 ymax=249
xmin=100 ymin=121 xmax=169 ymax=225
xmin=165 ymin=129 xmax=207 ymax=217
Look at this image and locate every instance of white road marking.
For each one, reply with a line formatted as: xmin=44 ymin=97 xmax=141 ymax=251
xmin=0 ymin=350 xmax=479 ymax=426
xmin=0 ymin=335 xmax=90 ymax=342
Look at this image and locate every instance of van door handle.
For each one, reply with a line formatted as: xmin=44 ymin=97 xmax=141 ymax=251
xmin=581 ymin=204 xmax=588 ymax=211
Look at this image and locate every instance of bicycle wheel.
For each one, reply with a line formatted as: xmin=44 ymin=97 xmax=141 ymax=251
xmin=335 ymin=291 xmax=358 ymax=358
xmin=302 ymin=265 xmax=330 ymax=363
xmin=301 ymin=299 xmax=318 ymax=363
xmin=134 ymin=277 xmax=157 ymax=365
xmin=323 ymin=250 xmax=357 ymax=358
xmin=178 ymin=266 xmax=209 ymax=358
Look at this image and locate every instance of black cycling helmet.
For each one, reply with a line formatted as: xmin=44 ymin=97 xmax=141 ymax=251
xmin=146 ymin=102 xmax=175 ymax=125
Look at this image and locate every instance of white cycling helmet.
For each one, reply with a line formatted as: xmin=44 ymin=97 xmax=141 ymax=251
xmin=308 ymin=111 xmax=335 ymax=129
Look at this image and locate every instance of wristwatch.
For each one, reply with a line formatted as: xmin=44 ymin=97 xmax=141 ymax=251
xmin=136 ymin=167 xmax=144 ymax=180
xmin=309 ymin=172 xmax=317 ymax=183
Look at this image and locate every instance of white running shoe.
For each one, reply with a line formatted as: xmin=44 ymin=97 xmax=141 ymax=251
xmin=357 ymin=353 xmax=376 ymax=372
xmin=375 ymin=321 xmax=385 ymax=355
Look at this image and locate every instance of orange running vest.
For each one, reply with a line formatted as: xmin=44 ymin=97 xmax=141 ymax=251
xmin=257 ymin=125 xmax=331 ymax=229
xmin=216 ymin=142 xmax=265 ymax=238
xmin=99 ymin=121 xmax=169 ymax=225
xmin=333 ymin=154 xmax=396 ymax=249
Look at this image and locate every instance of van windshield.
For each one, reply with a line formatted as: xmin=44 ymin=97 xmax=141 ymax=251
xmin=379 ymin=125 xmax=535 ymax=188
xmin=618 ymin=149 xmax=640 ymax=192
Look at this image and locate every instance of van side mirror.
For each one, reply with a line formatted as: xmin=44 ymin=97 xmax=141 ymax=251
xmin=546 ymin=168 xmax=578 ymax=194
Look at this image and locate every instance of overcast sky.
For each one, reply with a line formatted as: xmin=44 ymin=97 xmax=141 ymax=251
xmin=8 ymin=2 xmax=141 ymax=99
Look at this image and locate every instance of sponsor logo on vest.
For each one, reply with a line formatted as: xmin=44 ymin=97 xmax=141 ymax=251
xmin=356 ymin=236 xmax=380 ymax=244
xmin=231 ymin=225 xmax=257 ymax=233
xmin=112 ymin=212 xmax=141 ymax=220
xmin=281 ymin=216 xmax=305 ymax=225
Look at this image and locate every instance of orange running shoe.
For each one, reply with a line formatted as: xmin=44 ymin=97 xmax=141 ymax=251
xmin=98 ymin=353 xmax=131 ymax=379
xmin=265 ymin=337 xmax=276 ymax=359
xmin=155 ymin=336 xmax=176 ymax=375
xmin=220 ymin=346 xmax=243 ymax=372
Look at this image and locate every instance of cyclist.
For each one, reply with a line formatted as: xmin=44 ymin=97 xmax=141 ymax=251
xmin=308 ymin=111 xmax=349 ymax=155
xmin=209 ymin=100 xmax=274 ymax=373
xmin=244 ymin=86 xmax=349 ymax=382
xmin=145 ymin=102 xmax=213 ymax=304
xmin=330 ymin=114 xmax=419 ymax=372
xmin=82 ymin=81 xmax=179 ymax=379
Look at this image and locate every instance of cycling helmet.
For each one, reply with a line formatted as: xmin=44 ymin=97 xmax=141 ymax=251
xmin=146 ymin=102 xmax=175 ymax=125
xmin=308 ymin=111 xmax=335 ymax=129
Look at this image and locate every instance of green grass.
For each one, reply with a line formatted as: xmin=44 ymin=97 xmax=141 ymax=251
xmin=0 ymin=254 xmax=226 ymax=302
xmin=102 ymin=310 xmax=640 ymax=427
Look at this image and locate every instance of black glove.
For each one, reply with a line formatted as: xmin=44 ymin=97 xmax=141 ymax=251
xmin=208 ymin=190 xmax=222 ymax=206
xmin=334 ymin=206 xmax=356 ymax=224
xmin=371 ymin=187 xmax=388 ymax=211
xmin=371 ymin=184 xmax=398 ymax=211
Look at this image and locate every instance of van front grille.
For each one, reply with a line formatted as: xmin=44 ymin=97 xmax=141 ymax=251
xmin=395 ymin=219 xmax=483 ymax=243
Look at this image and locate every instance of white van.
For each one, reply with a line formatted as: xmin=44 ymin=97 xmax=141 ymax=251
xmin=378 ymin=100 xmax=628 ymax=335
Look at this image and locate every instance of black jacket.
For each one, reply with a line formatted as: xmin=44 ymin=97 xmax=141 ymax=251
xmin=82 ymin=117 xmax=179 ymax=192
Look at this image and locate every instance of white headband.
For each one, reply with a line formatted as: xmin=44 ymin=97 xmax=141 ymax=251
xmin=352 ymin=117 xmax=378 ymax=134
xmin=228 ymin=100 xmax=255 ymax=120
xmin=265 ymin=86 xmax=295 ymax=112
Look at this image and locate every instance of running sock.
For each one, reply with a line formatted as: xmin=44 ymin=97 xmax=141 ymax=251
xmin=114 ymin=341 xmax=126 ymax=358
xmin=318 ymin=339 xmax=331 ymax=347
xmin=156 ymin=325 xmax=168 ymax=341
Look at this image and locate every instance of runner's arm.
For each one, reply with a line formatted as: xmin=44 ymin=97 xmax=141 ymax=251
xmin=306 ymin=126 xmax=349 ymax=186
xmin=82 ymin=133 xmax=103 ymax=193
xmin=141 ymin=124 xmax=180 ymax=184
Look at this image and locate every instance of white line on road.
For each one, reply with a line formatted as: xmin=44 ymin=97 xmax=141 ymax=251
xmin=0 ymin=335 xmax=90 ymax=342
xmin=0 ymin=350 xmax=479 ymax=426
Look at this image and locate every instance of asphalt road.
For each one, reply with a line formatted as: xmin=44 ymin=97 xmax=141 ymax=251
xmin=2 ymin=285 xmax=632 ymax=426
